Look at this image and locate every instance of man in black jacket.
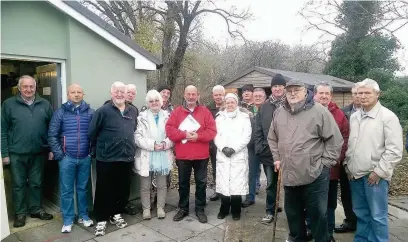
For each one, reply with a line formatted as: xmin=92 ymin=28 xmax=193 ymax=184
xmin=254 ymin=74 xmax=286 ymax=224
xmin=89 ymin=82 xmax=138 ymax=237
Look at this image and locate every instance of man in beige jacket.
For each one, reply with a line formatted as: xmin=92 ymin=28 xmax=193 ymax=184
xmin=268 ymin=80 xmax=343 ymax=242
xmin=344 ymin=78 xmax=403 ymax=242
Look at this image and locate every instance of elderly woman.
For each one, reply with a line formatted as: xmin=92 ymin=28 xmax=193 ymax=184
xmin=134 ymin=90 xmax=174 ymax=220
xmin=214 ymin=93 xmax=252 ymax=220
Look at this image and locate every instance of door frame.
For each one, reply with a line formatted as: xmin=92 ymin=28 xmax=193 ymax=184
xmin=1 ymin=54 xmax=67 ymax=103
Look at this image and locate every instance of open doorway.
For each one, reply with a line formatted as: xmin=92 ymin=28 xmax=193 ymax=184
xmin=1 ymin=58 xmax=63 ymax=233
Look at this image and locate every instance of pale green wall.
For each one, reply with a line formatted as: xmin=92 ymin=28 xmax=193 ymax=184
xmin=1 ymin=1 xmax=68 ymax=59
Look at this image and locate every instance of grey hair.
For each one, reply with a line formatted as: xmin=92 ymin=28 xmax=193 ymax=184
xmin=314 ymin=81 xmax=333 ymax=94
xmin=358 ymin=78 xmax=380 ymax=93
xmin=145 ymin=89 xmax=163 ymax=106
xmin=212 ymin=85 xmax=225 ymax=94
xmin=126 ymin=84 xmax=137 ymax=93
xmin=352 ymin=82 xmax=361 ymax=93
xmin=18 ymin=75 xmax=36 ymax=88
xmin=253 ymin=87 xmax=266 ymax=95
xmin=111 ymin=81 xmax=127 ymax=92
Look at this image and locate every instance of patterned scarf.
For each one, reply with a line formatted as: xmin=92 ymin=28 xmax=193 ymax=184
xmin=269 ymin=93 xmax=286 ymax=107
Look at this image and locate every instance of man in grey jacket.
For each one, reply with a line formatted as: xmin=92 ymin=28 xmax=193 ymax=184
xmin=268 ymin=80 xmax=343 ymax=242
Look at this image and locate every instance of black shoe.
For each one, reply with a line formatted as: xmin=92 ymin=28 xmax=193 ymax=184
xmin=124 ymin=204 xmax=137 ymax=215
xmin=217 ymin=211 xmax=229 ymax=219
xmin=334 ymin=223 xmax=356 ymax=233
xmin=13 ymin=215 xmax=26 ymax=228
xmin=277 ymin=207 xmax=283 ymax=213
xmin=173 ymin=210 xmax=189 ymax=221
xmin=210 ymin=193 xmax=220 ymax=201
xmin=306 ymin=229 xmax=313 ymax=241
xmin=232 ymin=214 xmax=240 ymax=221
xmin=329 ymin=236 xmax=336 ymax=242
xmin=196 ymin=211 xmax=208 ymax=223
xmin=241 ymin=200 xmax=255 ymax=208
xmin=30 ymin=211 xmax=53 ymax=220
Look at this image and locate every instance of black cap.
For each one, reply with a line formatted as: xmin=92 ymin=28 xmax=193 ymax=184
xmin=271 ymin=74 xmax=286 ymax=87
xmin=158 ymin=84 xmax=171 ymax=93
xmin=241 ymin=84 xmax=254 ymax=92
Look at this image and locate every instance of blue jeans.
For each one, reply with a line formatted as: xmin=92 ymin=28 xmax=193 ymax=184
xmin=264 ymin=164 xmax=277 ymax=214
xmin=350 ymin=176 xmax=389 ymax=242
xmin=59 ymin=155 xmax=91 ymax=225
xmin=248 ymin=149 xmax=261 ymax=201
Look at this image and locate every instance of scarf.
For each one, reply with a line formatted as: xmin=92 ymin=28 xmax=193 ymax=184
xmin=147 ymin=110 xmax=170 ymax=176
xmin=269 ymin=93 xmax=286 ymax=107
xmin=226 ymin=107 xmax=239 ymax=118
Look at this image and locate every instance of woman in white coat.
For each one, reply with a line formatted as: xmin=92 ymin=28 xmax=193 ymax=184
xmin=134 ymin=90 xmax=174 ymax=220
xmin=214 ymin=93 xmax=252 ymax=220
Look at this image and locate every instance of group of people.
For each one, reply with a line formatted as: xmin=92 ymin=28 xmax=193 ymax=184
xmin=1 ymin=74 xmax=406 ymax=242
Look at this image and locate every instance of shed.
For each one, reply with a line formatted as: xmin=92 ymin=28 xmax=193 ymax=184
xmin=1 ymin=1 xmax=161 ymax=235
xmin=224 ymin=66 xmax=355 ymax=107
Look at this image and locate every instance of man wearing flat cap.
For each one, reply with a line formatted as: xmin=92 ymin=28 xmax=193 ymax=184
xmin=267 ymin=79 xmax=343 ymax=242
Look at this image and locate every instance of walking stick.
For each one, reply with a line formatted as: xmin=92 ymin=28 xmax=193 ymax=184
xmin=272 ymin=169 xmax=282 ymax=242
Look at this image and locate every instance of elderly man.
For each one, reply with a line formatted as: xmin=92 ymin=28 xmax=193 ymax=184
xmin=207 ymin=85 xmax=225 ymax=201
xmin=1 ymin=75 xmax=54 ymax=228
xmin=48 ymin=84 xmax=95 ymax=233
xmin=240 ymin=84 xmax=256 ymax=113
xmin=345 ymin=78 xmax=403 ymax=242
xmin=310 ymin=82 xmax=349 ymax=242
xmin=166 ymin=85 xmax=217 ymax=223
xmin=268 ymin=80 xmax=343 ymax=242
xmin=254 ymin=74 xmax=286 ymax=223
xmin=125 ymin=84 xmax=137 ymax=104
xmin=89 ymin=82 xmax=138 ymax=236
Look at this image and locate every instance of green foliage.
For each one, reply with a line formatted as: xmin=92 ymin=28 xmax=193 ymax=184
xmin=380 ymin=82 xmax=408 ymax=120
xmin=134 ymin=20 xmax=161 ymax=54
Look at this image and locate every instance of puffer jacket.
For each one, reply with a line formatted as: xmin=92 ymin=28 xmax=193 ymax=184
xmin=134 ymin=110 xmax=174 ymax=177
xmin=268 ymin=94 xmax=343 ymax=186
xmin=328 ymin=102 xmax=349 ymax=180
xmin=48 ymin=101 xmax=94 ymax=160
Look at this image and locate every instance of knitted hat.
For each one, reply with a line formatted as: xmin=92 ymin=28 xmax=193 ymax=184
xmin=271 ymin=74 xmax=286 ymax=87
xmin=158 ymin=84 xmax=171 ymax=93
xmin=225 ymin=93 xmax=239 ymax=103
xmin=241 ymin=84 xmax=254 ymax=92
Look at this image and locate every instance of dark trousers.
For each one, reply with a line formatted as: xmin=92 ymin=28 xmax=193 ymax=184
xmin=264 ymin=164 xmax=278 ymax=214
xmin=10 ymin=153 xmax=46 ymax=215
xmin=177 ymin=159 xmax=208 ymax=213
xmin=248 ymin=148 xmax=261 ymax=201
xmin=93 ymin=161 xmax=132 ymax=222
xmin=220 ymin=194 xmax=242 ymax=216
xmin=339 ymin=165 xmax=357 ymax=228
xmin=209 ymin=142 xmax=217 ymax=184
xmin=285 ymin=166 xmax=330 ymax=242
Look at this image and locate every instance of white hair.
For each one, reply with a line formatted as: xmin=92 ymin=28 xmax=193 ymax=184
xmin=111 ymin=81 xmax=127 ymax=92
xmin=351 ymin=82 xmax=361 ymax=93
xmin=358 ymin=78 xmax=380 ymax=93
xmin=145 ymin=89 xmax=163 ymax=107
xmin=18 ymin=75 xmax=36 ymax=88
xmin=212 ymin=85 xmax=225 ymax=94
xmin=126 ymin=84 xmax=137 ymax=93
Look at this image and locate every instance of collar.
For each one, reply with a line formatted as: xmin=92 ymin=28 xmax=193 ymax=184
xmin=20 ymin=93 xmax=36 ymax=104
xmin=361 ymin=101 xmax=381 ymax=119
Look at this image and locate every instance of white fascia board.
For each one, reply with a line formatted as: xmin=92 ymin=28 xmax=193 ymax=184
xmin=48 ymin=0 xmax=157 ymax=70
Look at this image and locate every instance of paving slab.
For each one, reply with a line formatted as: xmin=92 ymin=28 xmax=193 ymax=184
xmin=81 ymin=213 xmax=143 ymax=235
xmin=389 ymin=196 xmax=408 ymax=212
xmin=14 ymin=222 xmax=94 ymax=242
xmin=1 ymin=234 xmax=21 ymax=242
xmin=183 ymin=227 xmax=224 ymax=242
xmin=141 ymin=210 xmax=214 ymax=241
xmin=94 ymin=223 xmax=174 ymax=242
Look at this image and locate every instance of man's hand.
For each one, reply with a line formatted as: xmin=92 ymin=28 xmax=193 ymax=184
xmin=2 ymin=157 xmax=10 ymax=165
xmin=368 ymin=172 xmax=381 ymax=186
xmin=48 ymin=152 xmax=54 ymax=160
xmin=274 ymin=160 xmax=281 ymax=172
xmin=344 ymin=165 xmax=354 ymax=181
xmin=187 ymin=132 xmax=198 ymax=142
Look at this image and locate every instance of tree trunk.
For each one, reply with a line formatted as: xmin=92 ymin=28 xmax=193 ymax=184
xmin=159 ymin=5 xmax=176 ymax=87
xmin=168 ymin=22 xmax=190 ymax=88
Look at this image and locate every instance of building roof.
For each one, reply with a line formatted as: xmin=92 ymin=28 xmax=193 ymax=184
xmin=47 ymin=1 xmax=162 ymax=70
xmin=224 ymin=66 xmax=355 ymax=92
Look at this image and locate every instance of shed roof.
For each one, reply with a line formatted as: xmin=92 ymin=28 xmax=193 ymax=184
xmin=224 ymin=66 xmax=355 ymax=92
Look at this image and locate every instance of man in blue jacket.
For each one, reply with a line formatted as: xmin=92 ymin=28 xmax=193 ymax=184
xmin=48 ymin=84 xmax=95 ymax=233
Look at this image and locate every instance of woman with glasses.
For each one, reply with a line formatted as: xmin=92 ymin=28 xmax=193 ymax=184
xmin=134 ymin=90 xmax=174 ymax=220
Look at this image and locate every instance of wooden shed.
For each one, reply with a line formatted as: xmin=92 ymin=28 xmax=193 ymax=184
xmin=224 ymin=66 xmax=355 ymax=108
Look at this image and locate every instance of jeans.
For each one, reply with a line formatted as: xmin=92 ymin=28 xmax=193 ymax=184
xmin=177 ymin=159 xmax=208 ymax=213
xmin=10 ymin=153 xmax=46 ymax=216
xmin=285 ymin=166 xmax=330 ymax=242
xmin=350 ymin=176 xmax=389 ymax=242
xmin=264 ymin=164 xmax=278 ymax=214
xmin=248 ymin=149 xmax=261 ymax=201
xmin=339 ymin=165 xmax=357 ymax=228
xmin=306 ymin=179 xmax=338 ymax=237
xmin=93 ymin=161 xmax=132 ymax=222
xmin=59 ymin=155 xmax=91 ymax=225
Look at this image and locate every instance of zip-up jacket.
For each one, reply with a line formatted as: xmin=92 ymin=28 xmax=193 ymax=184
xmin=48 ymin=101 xmax=94 ymax=160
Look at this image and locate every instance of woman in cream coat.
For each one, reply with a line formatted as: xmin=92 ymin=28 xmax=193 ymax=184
xmin=214 ymin=93 xmax=252 ymax=220
xmin=134 ymin=90 xmax=174 ymax=220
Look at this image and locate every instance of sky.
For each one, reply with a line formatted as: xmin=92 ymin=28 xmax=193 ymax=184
xmin=201 ymin=0 xmax=408 ymax=75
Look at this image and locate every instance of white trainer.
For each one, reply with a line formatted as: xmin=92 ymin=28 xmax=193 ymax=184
xmin=61 ymin=224 xmax=73 ymax=233
xmin=78 ymin=218 xmax=94 ymax=227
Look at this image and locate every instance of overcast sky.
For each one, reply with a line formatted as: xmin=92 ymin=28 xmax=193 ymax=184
xmin=202 ymin=0 xmax=408 ymax=75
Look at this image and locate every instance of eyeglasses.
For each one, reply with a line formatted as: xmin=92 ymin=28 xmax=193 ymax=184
xmin=149 ymin=100 xmax=160 ymax=103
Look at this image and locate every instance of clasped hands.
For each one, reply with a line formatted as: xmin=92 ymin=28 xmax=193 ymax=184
xmin=154 ymin=142 xmax=166 ymax=151
xmin=186 ymin=131 xmax=198 ymax=142
xmin=222 ymin=147 xmax=235 ymax=158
